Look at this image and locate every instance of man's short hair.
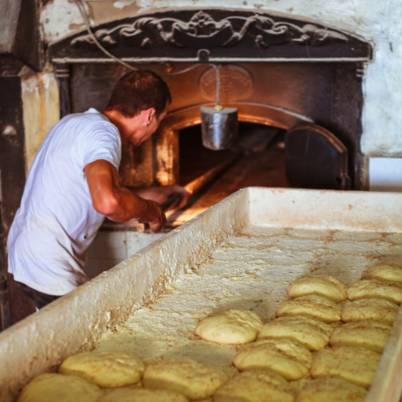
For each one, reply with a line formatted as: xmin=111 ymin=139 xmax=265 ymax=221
xmin=105 ymin=69 xmax=171 ymax=117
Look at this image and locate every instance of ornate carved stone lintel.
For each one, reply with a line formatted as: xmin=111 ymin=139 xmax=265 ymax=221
xmin=71 ymin=11 xmax=349 ymax=50
xmin=49 ymin=9 xmax=371 ymax=62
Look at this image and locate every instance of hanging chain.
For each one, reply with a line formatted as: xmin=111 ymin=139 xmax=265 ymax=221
xmin=214 ymin=64 xmax=223 ymax=111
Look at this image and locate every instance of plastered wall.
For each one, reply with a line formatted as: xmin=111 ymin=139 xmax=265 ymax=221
xmin=37 ymin=0 xmax=402 ymax=158
xmin=21 ymin=70 xmax=60 ymax=170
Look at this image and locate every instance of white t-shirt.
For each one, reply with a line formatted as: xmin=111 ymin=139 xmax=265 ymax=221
xmin=7 ymin=108 xmax=121 ymax=296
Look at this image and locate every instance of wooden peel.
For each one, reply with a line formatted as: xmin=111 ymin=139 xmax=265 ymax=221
xmin=103 ymin=154 xmax=239 ymax=232
xmin=165 ymin=154 xmax=239 ymax=225
xmin=161 ymin=158 xmax=235 ymax=216
xmin=184 ymin=156 xmax=237 ymax=195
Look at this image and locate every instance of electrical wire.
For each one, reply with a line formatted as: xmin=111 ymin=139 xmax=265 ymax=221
xmin=73 ymin=0 xmax=137 ymax=71
xmin=73 ymin=0 xmax=224 ymax=84
xmin=166 ymin=64 xmax=203 ymax=76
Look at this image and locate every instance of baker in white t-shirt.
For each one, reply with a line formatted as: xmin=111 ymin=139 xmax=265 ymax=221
xmin=7 ymin=70 xmax=186 ymax=323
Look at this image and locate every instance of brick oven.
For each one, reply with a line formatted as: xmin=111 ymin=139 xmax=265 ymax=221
xmin=49 ymin=8 xmax=371 ymax=196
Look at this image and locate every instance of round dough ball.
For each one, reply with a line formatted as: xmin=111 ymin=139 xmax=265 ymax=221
xmin=143 ymin=358 xmax=229 ymax=400
xmin=233 ymin=338 xmax=311 ymax=380
xmin=258 ymin=316 xmax=332 ymax=350
xmin=195 ymin=309 xmax=263 ymax=344
xmin=98 ymin=387 xmax=189 ymax=402
xmin=297 ymin=377 xmax=367 ymax=402
xmin=347 ymin=279 xmax=402 ymax=304
xmin=311 ymin=346 xmax=381 ymax=387
xmin=341 ymin=298 xmax=398 ymax=324
xmin=18 ymin=373 xmax=102 ymax=402
xmin=59 ymin=350 xmax=144 ymax=388
xmin=288 ymin=275 xmax=347 ymax=302
xmin=362 ymin=263 xmax=402 ymax=283
xmin=330 ymin=320 xmax=392 ymax=352
xmin=213 ymin=370 xmax=294 ymax=402
xmin=277 ymin=295 xmax=341 ymax=323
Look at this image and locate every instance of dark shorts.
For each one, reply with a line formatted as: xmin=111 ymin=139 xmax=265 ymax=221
xmin=8 ymin=274 xmax=60 ymax=324
xmin=12 ymin=279 xmax=59 ymax=309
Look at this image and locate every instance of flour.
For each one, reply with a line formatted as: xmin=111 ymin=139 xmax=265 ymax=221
xmin=96 ymin=226 xmax=402 ymax=369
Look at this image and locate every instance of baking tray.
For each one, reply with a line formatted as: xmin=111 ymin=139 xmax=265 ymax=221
xmin=1 ymin=187 xmax=402 ymax=402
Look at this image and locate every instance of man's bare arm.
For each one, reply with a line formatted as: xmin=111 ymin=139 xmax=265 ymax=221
xmin=84 ymin=160 xmax=165 ymax=230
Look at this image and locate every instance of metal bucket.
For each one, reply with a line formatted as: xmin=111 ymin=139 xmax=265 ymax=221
xmin=200 ymin=106 xmax=238 ymax=150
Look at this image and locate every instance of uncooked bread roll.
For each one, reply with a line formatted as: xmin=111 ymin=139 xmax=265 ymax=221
xmin=277 ymin=295 xmax=341 ymax=323
xmin=347 ymin=279 xmax=402 ymax=304
xmin=18 ymin=373 xmax=102 ymax=402
xmin=342 ymin=298 xmax=398 ymax=324
xmin=288 ymin=275 xmax=346 ymax=302
xmin=233 ymin=338 xmax=311 ymax=380
xmin=362 ymin=263 xmax=402 ymax=283
xmin=98 ymin=387 xmax=189 ymax=402
xmin=330 ymin=321 xmax=392 ymax=352
xmin=59 ymin=350 xmax=144 ymax=388
xmin=195 ymin=309 xmax=263 ymax=344
xmin=311 ymin=346 xmax=381 ymax=387
xmin=296 ymin=377 xmax=367 ymax=402
xmin=213 ymin=370 xmax=294 ymax=402
xmin=258 ymin=316 xmax=332 ymax=350
xmin=143 ymin=358 xmax=228 ymax=400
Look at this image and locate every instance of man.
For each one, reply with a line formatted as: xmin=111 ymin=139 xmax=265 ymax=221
xmin=7 ymin=69 xmax=185 ymax=322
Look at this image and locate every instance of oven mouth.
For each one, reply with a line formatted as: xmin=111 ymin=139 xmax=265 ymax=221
xmin=49 ymin=8 xmax=372 ymax=215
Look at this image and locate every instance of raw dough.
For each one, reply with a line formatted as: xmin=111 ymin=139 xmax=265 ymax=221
xmin=59 ymin=350 xmax=144 ymax=388
xmin=277 ymin=295 xmax=341 ymax=323
xmin=288 ymin=275 xmax=346 ymax=302
xmin=347 ymin=279 xmax=402 ymax=304
xmin=342 ymin=298 xmax=398 ymax=324
xmin=195 ymin=309 xmax=263 ymax=344
xmin=98 ymin=387 xmax=188 ymax=402
xmin=330 ymin=320 xmax=392 ymax=352
xmin=18 ymin=373 xmax=102 ymax=402
xmin=311 ymin=346 xmax=381 ymax=387
xmin=143 ymin=358 xmax=229 ymax=400
xmin=213 ymin=370 xmax=294 ymax=402
xmin=296 ymin=377 xmax=367 ymax=402
xmin=258 ymin=316 xmax=332 ymax=350
xmin=233 ymin=338 xmax=311 ymax=380
xmin=362 ymin=263 xmax=402 ymax=283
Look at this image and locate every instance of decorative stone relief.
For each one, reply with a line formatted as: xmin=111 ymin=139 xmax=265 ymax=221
xmin=71 ymin=11 xmax=349 ymax=49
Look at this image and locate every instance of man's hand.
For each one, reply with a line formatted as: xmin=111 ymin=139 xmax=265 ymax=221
xmin=141 ymin=200 xmax=166 ymax=232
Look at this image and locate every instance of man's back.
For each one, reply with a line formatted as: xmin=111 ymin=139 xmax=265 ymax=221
xmin=7 ymin=108 xmax=121 ymax=296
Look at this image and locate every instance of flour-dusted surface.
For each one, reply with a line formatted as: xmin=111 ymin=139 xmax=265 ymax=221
xmin=96 ymin=226 xmax=402 ymax=368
